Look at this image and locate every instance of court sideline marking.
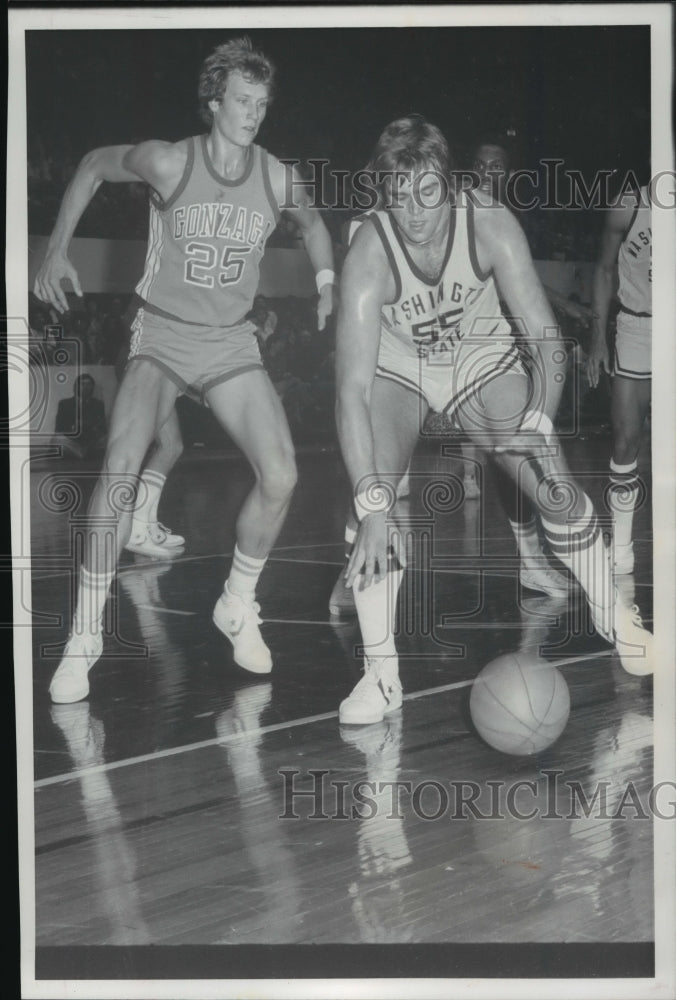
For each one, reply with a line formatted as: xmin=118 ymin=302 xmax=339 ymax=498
xmin=35 ymin=649 xmax=614 ymax=789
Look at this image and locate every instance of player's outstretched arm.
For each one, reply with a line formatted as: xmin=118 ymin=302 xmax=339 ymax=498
xmin=476 ymin=202 xmax=566 ymax=423
xmin=268 ymin=158 xmax=336 ymax=330
xmin=335 ymin=222 xmax=392 ymax=588
xmin=588 ymin=200 xmax=632 ymax=388
xmin=33 ymin=141 xmax=184 ymax=313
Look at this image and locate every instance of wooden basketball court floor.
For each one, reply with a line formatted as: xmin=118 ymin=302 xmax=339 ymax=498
xmin=26 ymin=433 xmax=656 ymax=981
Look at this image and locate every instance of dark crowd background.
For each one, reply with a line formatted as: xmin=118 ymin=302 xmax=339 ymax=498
xmin=27 ymin=24 xmax=649 ymax=446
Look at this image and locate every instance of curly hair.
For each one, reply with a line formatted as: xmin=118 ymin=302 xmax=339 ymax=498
xmin=472 ymin=131 xmax=519 ymax=172
xmin=198 ymin=37 xmax=276 ymax=126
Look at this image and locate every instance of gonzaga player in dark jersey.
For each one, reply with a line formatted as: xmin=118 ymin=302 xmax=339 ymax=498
xmin=34 ymin=38 xmax=335 ymax=703
xmin=589 ymin=184 xmax=652 ymax=576
xmin=335 ymin=117 xmax=653 ymax=726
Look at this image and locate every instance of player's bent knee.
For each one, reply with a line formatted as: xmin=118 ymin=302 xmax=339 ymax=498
xmin=259 ymin=454 xmax=298 ymax=502
xmin=165 ymin=436 xmax=184 ymax=464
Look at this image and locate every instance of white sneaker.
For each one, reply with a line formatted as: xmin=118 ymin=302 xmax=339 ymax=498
xmin=125 ymin=519 xmax=185 ymax=558
xmin=592 ymin=590 xmax=653 ymax=676
xmin=520 ymin=560 xmax=570 ymax=597
xmin=463 ymin=476 xmax=481 ymax=500
xmin=49 ymin=632 xmax=103 ymax=704
xmin=614 ymin=542 xmax=635 ymax=576
xmin=213 ymin=584 xmax=273 ymax=674
xmin=339 ymin=657 xmax=403 ymax=725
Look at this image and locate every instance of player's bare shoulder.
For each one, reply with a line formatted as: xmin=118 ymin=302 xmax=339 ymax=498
xmin=605 ymin=186 xmax=641 ymax=231
xmin=125 ymin=138 xmax=189 ymax=199
xmin=264 ymin=150 xmax=284 ymax=181
xmin=265 ymin=151 xmax=310 ymax=212
xmin=469 ymin=186 xmax=519 ymax=234
xmin=469 ymin=186 xmax=530 ymax=268
xmin=343 ymin=215 xmax=394 ymax=299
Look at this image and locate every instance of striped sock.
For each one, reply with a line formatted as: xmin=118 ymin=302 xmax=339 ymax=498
xmin=509 ymin=517 xmax=542 ymax=559
xmin=133 ymin=469 xmax=166 ymax=524
xmin=541 ymin=495 xmax=613 ymax=634
xmin=73 ymin=566 xmax=115 ymax=638
xmin=608 ymin=459 xmax=640 ymax=549
xmin=225 ymin=544 xmax=267 ymax=599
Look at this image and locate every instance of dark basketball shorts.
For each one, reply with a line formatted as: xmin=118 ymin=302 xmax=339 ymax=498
xmin=127 ymin=306 xmax=265 ymax=401
xmin=613 ymin=312 xmax=651 ymax=380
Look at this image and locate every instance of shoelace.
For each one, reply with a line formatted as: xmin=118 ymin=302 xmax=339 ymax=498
xmin=352 ymin=662 xmax=397 ymax=698
xmin=225 ymin=596 xmax=262 ymax=625
xmin=145 ymin=523 xmax=169 ymax=543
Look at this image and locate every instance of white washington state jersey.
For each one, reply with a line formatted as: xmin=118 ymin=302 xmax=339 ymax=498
xmin=347 ymin=193 xmax=523 ymax=415
xmin=617 ymin=186 xmax=651 ymax=317
xmin=136 ymin=136 xmax=280 ymax=327
xmin=349 ymin=191 xmax=512 ymax=361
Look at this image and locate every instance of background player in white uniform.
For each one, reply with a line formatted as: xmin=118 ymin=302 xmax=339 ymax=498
xmin=336 ymin=116 xmax=652 ymax=726
xmin=462 ymin=134 xmax=599 ymax=592
xmin=34 ymin=38 xmax=335 ymax=703
xmin=588 ymin=184 xmax=652 ymax=574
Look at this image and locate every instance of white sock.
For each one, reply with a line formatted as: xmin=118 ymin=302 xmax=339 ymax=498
xmin=541 ymin=495 xmax=614 ymax=633
xmin=73 ymin=566 xmax=115 ymax=638
xmin=225 ymin=544 xmax=267 ymax=600
xmin=133 ymin=469 xmax=166 ymax=524
xmin=608 ymin=459 xmax=640 ymax=549
xmin=353 ymin=568 xmax=404 ymax=662
xmin=509 ymin=517 xmax=543 ymax=560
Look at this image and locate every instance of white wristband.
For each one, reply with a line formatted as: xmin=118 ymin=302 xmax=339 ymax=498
xmin=354 ymin=483 xmax=394 ymax=521
xmin=315 ymin=269 xmax=335 ymax=293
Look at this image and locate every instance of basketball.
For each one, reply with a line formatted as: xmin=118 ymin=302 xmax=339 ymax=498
xmin=469 ymin=652 xmax=570 ymax=756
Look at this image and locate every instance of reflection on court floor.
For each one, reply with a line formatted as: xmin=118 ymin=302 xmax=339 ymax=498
xmin=30 ymin=437 xmax=654 ymax=973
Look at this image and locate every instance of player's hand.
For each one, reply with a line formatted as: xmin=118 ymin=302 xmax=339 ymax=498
xmin=586 ymin=344 xmax=609 ymax=388
xmin=345 ymin=511 xmax=389 ymax=590
xmin=33 ymin=251 xmax=83 ymax=313
xmin=316 ymin=284 xmax=335 ymax=331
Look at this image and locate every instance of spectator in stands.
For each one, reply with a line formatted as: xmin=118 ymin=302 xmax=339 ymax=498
xmin=53 ymin=373 xmax=108 ymax=460
xmin=260 ymin=308 xmax=279 ymax=347
xmin=284 ymin=325 xmax=320 ymax=382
